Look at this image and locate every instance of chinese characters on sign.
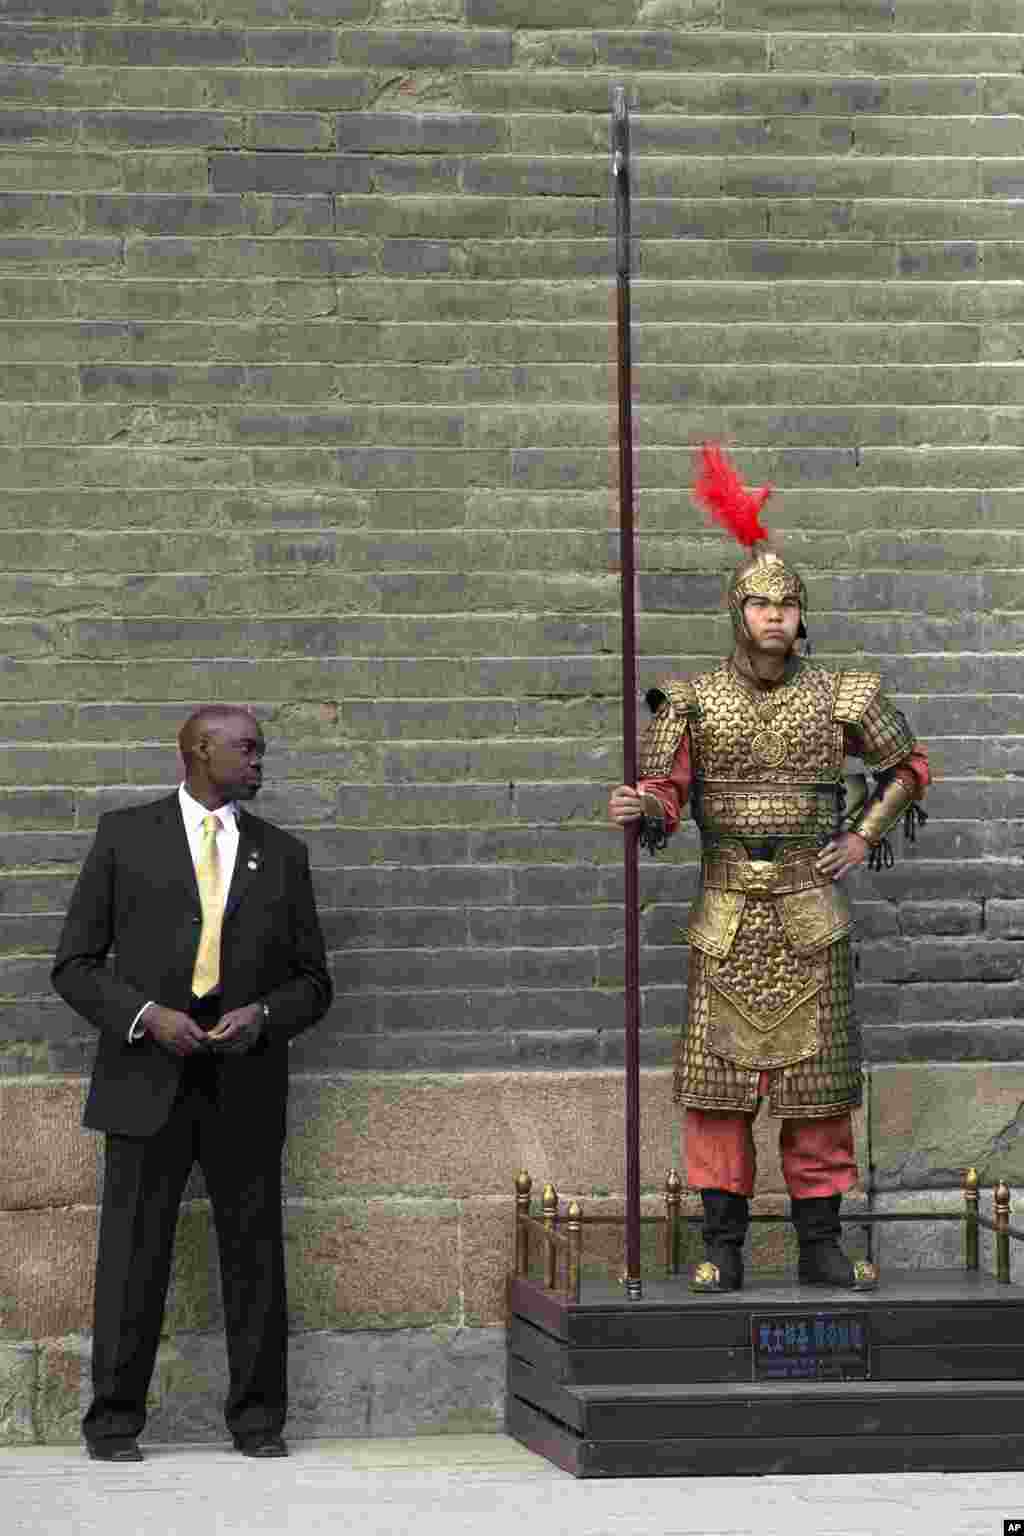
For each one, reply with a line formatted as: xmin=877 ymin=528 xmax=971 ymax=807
xmin=752 ymin=1313 xmax=870 ymax=1380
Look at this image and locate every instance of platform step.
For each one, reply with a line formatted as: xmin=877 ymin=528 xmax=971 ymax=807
xmin=508 ymin=1269 xmax=1024 ymax=1475
xmin=509 ymin=1310 xmax=1024 ymax=1385
xmin=511 ymin=1355 xmax=1024 ymax=1439
xmin=507 ymin=1393 xmax=1024 ymax=1478
xmin=509 ymin=1269 xmax=1024 ymax=1382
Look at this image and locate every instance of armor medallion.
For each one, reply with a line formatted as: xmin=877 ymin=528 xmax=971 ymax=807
xmin=750 ymin=727 xmax=787 ymax=769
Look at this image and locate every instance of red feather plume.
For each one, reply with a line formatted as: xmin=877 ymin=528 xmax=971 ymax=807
xmin=692 ymin=441 xmax=772 ymax=548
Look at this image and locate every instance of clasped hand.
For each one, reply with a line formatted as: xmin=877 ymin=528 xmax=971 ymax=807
xmin=142 ymin=1002 xmax=265 ymax=1057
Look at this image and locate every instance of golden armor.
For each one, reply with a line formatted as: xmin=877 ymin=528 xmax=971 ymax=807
xmin=639 ymin=655 xmax=918 ymax=1118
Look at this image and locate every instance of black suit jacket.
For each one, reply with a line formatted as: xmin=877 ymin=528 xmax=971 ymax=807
xmin=52 ymin=793 xmax=333 ymax=1139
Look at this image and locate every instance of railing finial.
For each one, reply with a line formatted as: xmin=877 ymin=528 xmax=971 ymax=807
xmin=514 ymin=1171 xmax=532 ymax=1277
xmin=996 ymin=1180 xmax=1012 ymax=1284
xmin=963 ymin=1166 xmax=979 ymax=1271
xmin=567 ymin=1200 xmax=583 ymax=1302
xmin=542 ymin=1183 xmax=558 ymax=1290
xmin=665 ymin=1169 xmax=683 ymax=1276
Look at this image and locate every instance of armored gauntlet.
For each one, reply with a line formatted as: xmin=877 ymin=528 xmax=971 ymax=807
xmin=853 ymin=771 xmax=917 ymax=848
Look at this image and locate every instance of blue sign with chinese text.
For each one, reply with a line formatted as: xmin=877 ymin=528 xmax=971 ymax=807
xmin=751 ymin=1313 xmax=870 ymax=1380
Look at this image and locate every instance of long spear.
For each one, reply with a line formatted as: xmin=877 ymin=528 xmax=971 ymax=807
xmin=611 ymin=86 xmax=642 ymax=1302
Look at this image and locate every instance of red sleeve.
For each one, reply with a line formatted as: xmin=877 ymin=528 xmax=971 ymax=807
xmin=637 ymin=732 xmax=692 ymax=837
xmin=896 ymin=745 xmax=931 ymax=798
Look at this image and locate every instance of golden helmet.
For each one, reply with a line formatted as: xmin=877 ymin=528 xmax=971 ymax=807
xmin=727 ymin=548 xmax=808 ymax=645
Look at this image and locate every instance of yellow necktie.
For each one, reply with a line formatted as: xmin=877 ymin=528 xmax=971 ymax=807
xmin=191 ymin=813 xmax=223 ymax=997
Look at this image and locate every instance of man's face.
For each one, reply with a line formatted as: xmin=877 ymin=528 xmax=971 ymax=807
xmin=200 ymin=714 xmax=265 ymax=802
xmin=742 ymin=595 xmax=801 ymax=654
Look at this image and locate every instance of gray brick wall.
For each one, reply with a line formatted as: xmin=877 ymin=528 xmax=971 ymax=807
xmin=0 ymin=0 xmax=1021 ymax=1079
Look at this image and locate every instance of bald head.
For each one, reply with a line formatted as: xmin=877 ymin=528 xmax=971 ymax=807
xmin=179 ymin=706 xmax=258 ymax=765
xmin=179 ymin=706 xmax=265 ymax=808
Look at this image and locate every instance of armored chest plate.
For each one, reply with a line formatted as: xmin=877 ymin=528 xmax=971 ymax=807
xmin=692 ymin=661 xmax=843 ymax=785
xmin=691 ymin=662 xmax=844 ymax=845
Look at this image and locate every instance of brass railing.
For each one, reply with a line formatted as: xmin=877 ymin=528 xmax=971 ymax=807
xmin=512 ymin=1165 xmax=1022 ymax=1303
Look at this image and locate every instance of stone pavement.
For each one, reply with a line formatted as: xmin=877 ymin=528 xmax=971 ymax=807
xmin=3 ymin=1434 xmax=1024 ymax=1536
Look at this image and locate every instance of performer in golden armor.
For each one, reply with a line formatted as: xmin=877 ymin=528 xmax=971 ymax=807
xmin=609 ymin=446 xmax=930 ymax=1294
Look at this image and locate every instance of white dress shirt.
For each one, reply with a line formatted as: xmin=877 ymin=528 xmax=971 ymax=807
xmin=128 ymin=785 xmax=240 ymax=1041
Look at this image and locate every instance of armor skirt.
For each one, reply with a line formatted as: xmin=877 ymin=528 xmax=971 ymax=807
xmin=673 ymin=934 xmax=863 ymax=1120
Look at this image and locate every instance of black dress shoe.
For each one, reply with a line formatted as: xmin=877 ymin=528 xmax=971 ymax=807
xmin=86 ymin=1440 xmax=143 ymax=1462
xmin=233 ymin=1435 xmax=288 ymax=1458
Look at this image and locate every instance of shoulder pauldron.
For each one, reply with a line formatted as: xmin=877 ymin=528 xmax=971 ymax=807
xmin=638 ymin=677 xmax=697 ymax=779
xmin=833 ymin=671 xmax=882 ymax=727
xmin=835 ymin=671 xmax=917 ymax=772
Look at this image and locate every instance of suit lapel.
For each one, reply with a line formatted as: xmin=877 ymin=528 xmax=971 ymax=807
xmin=153 ymin=793 xmax=201 ymax=912
xmin=224 ymin=810 xmax=266 ymax=924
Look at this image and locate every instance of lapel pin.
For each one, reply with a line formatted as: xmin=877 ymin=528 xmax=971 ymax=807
xmin=247 ymin=851 xmax=260 ymax=871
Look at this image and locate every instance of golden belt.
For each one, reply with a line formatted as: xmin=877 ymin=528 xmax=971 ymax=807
xmin=702 ymin=849 xmax=829 ymax=897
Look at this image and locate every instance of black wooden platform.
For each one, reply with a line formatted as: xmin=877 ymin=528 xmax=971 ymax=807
xmin=507 ymin=1270 xmax=1024 ymax=1476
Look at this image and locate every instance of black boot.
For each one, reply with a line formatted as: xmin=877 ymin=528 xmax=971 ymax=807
xmin=792 ymin=1194 xmax=878 ymax=1291
xmin=689 ymin=1189 xmax=749 ymax=1294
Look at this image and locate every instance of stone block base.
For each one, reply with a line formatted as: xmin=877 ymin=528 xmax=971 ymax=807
xmin=23 ymin=1326 xmax=505 ymax=1445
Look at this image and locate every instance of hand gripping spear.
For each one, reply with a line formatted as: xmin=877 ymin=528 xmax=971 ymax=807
xmin=611 ymin=86 xmax=642 ymax=1302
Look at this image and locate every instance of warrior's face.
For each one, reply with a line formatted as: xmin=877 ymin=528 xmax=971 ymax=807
xmin=742 ymin=594 xmax=802 ymax=655
xmin=728 ymin=549 xmax=807 ymax=655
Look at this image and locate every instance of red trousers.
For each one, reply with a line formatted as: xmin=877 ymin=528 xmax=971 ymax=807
xmin=686 ymin=1077 xmax=857 ymax=1200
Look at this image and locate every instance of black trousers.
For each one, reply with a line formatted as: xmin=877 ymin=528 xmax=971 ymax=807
xmin=85 ymin=1010 xmax=287 ymax=1446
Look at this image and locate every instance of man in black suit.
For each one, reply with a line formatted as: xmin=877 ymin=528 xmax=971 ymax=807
xmin=52 ymin=706 xmax=332 ymax=1463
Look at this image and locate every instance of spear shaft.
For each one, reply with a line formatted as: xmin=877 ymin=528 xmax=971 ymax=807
xmin=612 ymin=86 xmax=642 ymax=1301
